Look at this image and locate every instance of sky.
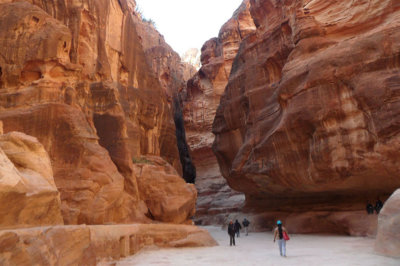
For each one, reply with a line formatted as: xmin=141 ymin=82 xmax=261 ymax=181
xmin=135 ymin=0 xmax=244 ymax=55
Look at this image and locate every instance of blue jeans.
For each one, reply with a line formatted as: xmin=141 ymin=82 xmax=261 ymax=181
xmin=278 ymin=239 xmax=286 ymax=256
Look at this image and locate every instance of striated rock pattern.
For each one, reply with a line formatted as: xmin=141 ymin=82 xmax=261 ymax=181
xmin=183 ymin=0 xmax=256 ymax=223
xmin=0 ymin=0 xmax=194 ymax=225
xmin=0 ymin=131 xmax=63 ymax=228
xmin=375 ymin=189 xmax=400 ymax=257
xmin=213 ymin=0 xmax=400 ymax=215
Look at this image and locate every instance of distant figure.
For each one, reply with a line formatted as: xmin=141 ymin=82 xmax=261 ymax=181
xmin=234 ymin=219 xmax=242 ymax=237
xmin=366 ymin=201 xmax=374 ymax=214
xmin=242 ymin=218 xmax=250 ymax=236
xmin=375 ymin=198 xmax=383 ymax=214
xmin=228 ymin=221 xmax=236 ymax=246
xmin=273 ymin=220 xmax=289 ymax=257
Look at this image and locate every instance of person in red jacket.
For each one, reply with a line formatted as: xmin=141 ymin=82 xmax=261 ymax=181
xmin=273 ymin=220 xmax=289 ymax=257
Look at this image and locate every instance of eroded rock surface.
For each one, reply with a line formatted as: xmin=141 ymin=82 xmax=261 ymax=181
xmin=132 ymin=12 xmax=197 ymax=183
xmin=0 ymin=131 xmax=63 ymax=228
xmin=376 ymin=189 xmax=400 ymax=257
xmin=133 ymin=156 xmax=197 ymax=223
xmin=183 ymin=0 xmax=256 ymax=223
xmin=212 ymin=0 xmax=400 ymax=218
xmin=0 ymin=0 xmax=191 ymax=224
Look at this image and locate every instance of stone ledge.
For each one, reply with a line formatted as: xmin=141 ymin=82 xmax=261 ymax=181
xmin=0 ymin=224 xmax=217 ymax=265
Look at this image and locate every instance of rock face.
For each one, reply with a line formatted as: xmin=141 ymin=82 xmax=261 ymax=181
xmin=212 ymin=0 xmax=400 ymax=220
xmin=132 ymin=12 xmax=197 ymax=183
xmin=133 ymin=156 xmax=197 ymax=223
xmin=376 ymin=189 xmax=400 ymax=257
xmin=183 ymin=0 xmax=256 ymax=223
xmin=0 ymin=224 xmax=217 ymax=265
xmin=0 ymin=0 xmax=195 ymax=225
xmin=0 ymin=131 xmax=63 ymax=228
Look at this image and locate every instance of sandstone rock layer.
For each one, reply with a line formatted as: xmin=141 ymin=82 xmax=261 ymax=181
xmin=133 ymin=156 xmax=197 ymax=223
xmin=132 ymin=9 xmax=196 ymax=183
xmin=0 ymin=0 xmax=194 ymax=225
xmin=0 ymin=131 xmax=63 ymax=229
xmin=183 ymin=0 xmax=256 ymax=223
xmin=212 ymin=0 xmax=400 ymax=212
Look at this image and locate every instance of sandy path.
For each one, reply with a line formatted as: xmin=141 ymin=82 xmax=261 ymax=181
xmin=117 ymin=226 xmax=399 ymax=266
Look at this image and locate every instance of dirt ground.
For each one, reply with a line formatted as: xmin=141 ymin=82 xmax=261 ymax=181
xmin=117 ymin=226 xmax=399 ymax=266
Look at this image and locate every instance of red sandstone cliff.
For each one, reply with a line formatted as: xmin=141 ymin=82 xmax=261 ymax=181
xmin=0 ymin=0 xmax=195 ymax=225
xmin=182 ymin=0 xmax=256 ymax=223
xmin=212 ymin=0 xmax=400 ymax=233
xmin=131 ymin=14 xmax=196 ymax=183
xmin=132 ymin=14 xmax=196 ymax=101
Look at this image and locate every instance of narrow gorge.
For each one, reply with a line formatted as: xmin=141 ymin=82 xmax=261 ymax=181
xmin=0 ymin=0 xmax=399 ymax=264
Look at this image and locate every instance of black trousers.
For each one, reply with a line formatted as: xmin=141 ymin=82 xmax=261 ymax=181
xmin=229 ymin=234 xmax=235 ymax=246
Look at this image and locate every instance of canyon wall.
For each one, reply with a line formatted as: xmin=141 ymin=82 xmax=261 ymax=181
xmin=132 ymin=14 xmax=197 ymax=183
xmin=0 ymin=0 xmax=196 ymax=225
xmin=212 ymin=0 xmax=400 ymax=232
xmin=182 ymin=0 xmax=256 ymax=223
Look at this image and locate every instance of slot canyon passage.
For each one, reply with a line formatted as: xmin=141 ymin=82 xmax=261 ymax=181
xmin=0 ymin=0 xmax=399 ymax=265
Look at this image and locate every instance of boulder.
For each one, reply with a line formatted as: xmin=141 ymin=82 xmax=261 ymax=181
xmin=375 ymin=189 xmax=400 ymax=257
xmin=134 ymin=156 xmax=197 ymax=223
xmin=0 ymin=131 xmax=63 ymax=228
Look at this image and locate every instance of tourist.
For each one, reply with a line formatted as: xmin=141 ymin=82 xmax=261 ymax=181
xmin=375 ymin=198 xmax=383 ymax=214
xmin=366 ymin=201 xmax=374 ymax=214
xmin=273 ymin=220 xmax=289 ymax=257
xmin=234 ymin=219 xmax=242 ymax=237
xmin=228 ymin=221 xmax=236 ymax=246
xmin=242 ymin=218 xmax=250 ymax=236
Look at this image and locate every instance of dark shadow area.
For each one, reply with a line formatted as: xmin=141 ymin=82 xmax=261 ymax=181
xmin=173 ymin=93 xmax=196 ymax=184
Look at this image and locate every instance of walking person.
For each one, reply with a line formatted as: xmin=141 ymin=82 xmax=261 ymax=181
xmin=242 ymin=218 xmax=250 ymax=236
xmin=366 ymin=201 xmax=374 ymax=214
xmin=375 ymin=198 xmax=383 ymax=214
xmin=228 ymin=221 xmax=236 ymax=246
xmin=234 ymin=219 xmax=242 ymax=237
xmin=273 ymin=220 xmax=289 ymax=257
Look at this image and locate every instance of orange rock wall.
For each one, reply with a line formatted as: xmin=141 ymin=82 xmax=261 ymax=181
xmin=132 ymin=13 xmax=197 ymax=183
xmin=0 ymin=0 xmax=194 ymax=225
xmin=212 ymin=0 xmax=400 ymax=211
xmin=183 ymin=0 xmax=256 ymax=222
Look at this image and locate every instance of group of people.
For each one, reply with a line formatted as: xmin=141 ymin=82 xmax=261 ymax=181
xmin=227 ymin=219 xmax=290 ymax=257
xmin=227 ymin=218 xmax=250 ymax=246
xmin=225 ymin=199 xmax=386 ymax=257
xmin=366 ymin=198 xmax=384 ymax=214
